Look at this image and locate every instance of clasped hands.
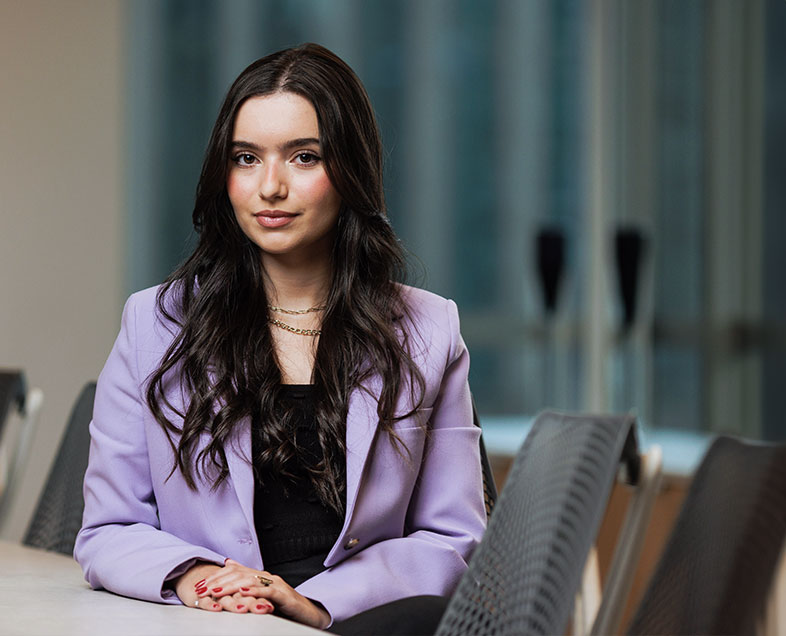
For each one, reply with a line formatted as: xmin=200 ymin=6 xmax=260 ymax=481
xmin=175 ymin=558 xmax=330 ymax=629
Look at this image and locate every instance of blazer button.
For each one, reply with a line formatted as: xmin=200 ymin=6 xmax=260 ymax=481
xmin=344 ymin=537 xmax=359 ymax=550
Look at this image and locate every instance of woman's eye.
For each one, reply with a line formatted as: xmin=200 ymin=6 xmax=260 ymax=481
xmin=233 ymin=153 xmax=257 ymax=166
xmin=295 ymin=152 xmax=320 ymax=165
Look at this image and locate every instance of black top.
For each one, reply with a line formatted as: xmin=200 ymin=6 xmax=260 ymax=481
xmin=252 ymin=385 xmax=345 ymax=588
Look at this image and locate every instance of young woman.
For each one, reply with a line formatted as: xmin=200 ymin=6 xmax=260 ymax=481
xmin=75 ymin=43 xmax=485 ymax=634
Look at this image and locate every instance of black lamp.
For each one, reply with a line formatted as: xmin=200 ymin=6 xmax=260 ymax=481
xmin=536 ymin=226 xmax=566 ymax=317
xmin=614 ymin=226 xmax=647 ymax=331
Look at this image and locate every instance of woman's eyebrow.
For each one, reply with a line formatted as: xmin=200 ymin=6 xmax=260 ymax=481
xmin=230 ymin=138 xmax=321 ymax=152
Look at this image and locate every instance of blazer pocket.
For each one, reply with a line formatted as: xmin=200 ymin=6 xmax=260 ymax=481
xmin=392 ymin=406 xmax=433 ymax=433
xmin=386 ymin=408 xmax=432 ymax=468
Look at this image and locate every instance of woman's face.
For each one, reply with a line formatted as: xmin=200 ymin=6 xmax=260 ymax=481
xmin=227 ymin=92 xmax=342 ymax=266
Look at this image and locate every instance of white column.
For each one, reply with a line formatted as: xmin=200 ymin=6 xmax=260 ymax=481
xmin=617 ymin=0 xmax=657 ymax=422
xmin=401 ymin=0 xmax=456 ymax=295
xmin=494 ymin=0 xmax=551 ymax=409
xmin=704 ymin=0 xmax=764 ymax=436
xmin=582 ymin=0 xmax=617 ymax=412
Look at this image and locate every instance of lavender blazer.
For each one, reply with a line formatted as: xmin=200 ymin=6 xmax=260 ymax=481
xmin=74 ymin=284 xmax=486 ymax=623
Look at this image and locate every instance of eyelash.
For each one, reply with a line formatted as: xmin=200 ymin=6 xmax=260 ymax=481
xmin=232 ymin=153 xmax=258 ymax=166
xmin=294 ymin=152 xmax=321 ymax=166
xmin=230 ymin=151 xmax=321 ymax=167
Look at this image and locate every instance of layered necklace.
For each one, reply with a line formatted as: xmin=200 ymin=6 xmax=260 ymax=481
xmin=268 ymin=304 xmax=326 ymax=337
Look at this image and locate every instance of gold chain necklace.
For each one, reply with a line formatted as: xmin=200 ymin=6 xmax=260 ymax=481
xmin=268 ymin=304 xmax=326 ymax=315
xmin=269 ymin=318 xmax=321 ymax=336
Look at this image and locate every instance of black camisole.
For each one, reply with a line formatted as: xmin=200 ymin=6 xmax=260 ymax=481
xmin=251 ymin=385 xmax=346 ymax=587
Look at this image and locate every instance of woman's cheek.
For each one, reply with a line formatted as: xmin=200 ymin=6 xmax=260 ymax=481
xmin=307 ymin=170 xmax=333 ymax=194
xmin=301 ymin=171 xmax=342 ymax=211
xmin=226 ymin=171 xmax=250 ymax=205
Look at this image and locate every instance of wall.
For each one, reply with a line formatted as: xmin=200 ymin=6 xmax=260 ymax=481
xmin=0 ymin=0 xmax=125 ymax=540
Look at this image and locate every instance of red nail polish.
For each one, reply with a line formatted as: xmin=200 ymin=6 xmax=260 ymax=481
xmin=237 ymin=604 xmax=245 ymax=610
xmin=196 ymin=587 xmax=207 ymax=595
xmin=240 ymin=587 xmax=250 ymax=592
xmin=212 ymin=587 xmax=223 ymax=593
xmin=256 ymin=604 xmax=264 ymax=610
xmin=212 ymin=603 xmax=220 ymax=609
xmin=194 ymin=579 xmax=205 ymax=587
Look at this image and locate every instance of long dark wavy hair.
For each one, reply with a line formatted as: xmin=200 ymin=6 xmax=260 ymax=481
xmin=145 ymin=43 xmax=424 ymax=514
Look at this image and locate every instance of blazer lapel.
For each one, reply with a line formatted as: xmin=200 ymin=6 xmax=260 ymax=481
xmin=223 ymin=417 xmax=257 ymax=537
xmin=344 ymin=378 xmax=382 ymax=522
xmin=200 ymin=366 xmax=256 ymax=537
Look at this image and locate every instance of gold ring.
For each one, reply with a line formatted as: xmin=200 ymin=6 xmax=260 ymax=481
xmin=256 ymin=575 xmax=274 ymax=586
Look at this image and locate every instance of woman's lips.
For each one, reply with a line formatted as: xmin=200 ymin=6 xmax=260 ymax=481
xmin=253 ymin=211 xmax=296 ymax=228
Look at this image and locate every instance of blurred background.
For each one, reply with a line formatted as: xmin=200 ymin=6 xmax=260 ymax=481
xmin=1 ymin=0 xmax=785 ymax=540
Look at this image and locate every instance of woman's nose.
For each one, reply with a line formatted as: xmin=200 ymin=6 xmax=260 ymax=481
xmin=258 ymin=162 xmax=288 ymax=200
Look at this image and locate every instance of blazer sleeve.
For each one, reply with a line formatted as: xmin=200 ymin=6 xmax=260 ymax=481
xmin=296 ymin=298 xmax=486 ymax=624
xmin=74 ymin=294 xmax=225 ymax=603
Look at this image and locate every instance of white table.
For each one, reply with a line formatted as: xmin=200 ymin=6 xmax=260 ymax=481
xmin=0 ymin=541 xmax=323 ymax=635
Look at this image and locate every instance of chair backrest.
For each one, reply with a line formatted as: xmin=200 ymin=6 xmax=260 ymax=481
xmin=472 ymin=401 xmax=498 ymax=518
xmin=0 ymin=370 xmax=26 ymax=438
xmin=23 ymin=382 xmax=96 ymax=555
xmin=589 ymin=443 xmax=662 ymax=635
xmin=626 ymin=435 xmax=786 ymax=636
xmin=0 ymin=370 xmax=44 ymax=534
xmin=437 ymin=410 xmax=638 ymax=636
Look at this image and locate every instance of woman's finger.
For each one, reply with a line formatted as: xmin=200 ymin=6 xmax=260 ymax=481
xmin=194 ymin=596 xmax=222 ymax=612
xmin=201 ymin=563 xmax=264 ymax=587
xmin=199 ymin=567 xmax=277 ymax=598
xmin=217 ymin=593 xmax=249 ymax=613
xmin=247 ymin=596 xmax=275 ymax=614
xmin=196 ymin=576 xmax=259 ymax=599
xmin=197 ymin=574 xmax=241 ymax=597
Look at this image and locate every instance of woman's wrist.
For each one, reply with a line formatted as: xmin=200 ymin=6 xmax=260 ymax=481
xmin=174 ymin=562 xmax=222 ymax=606
xmin=308 ymin=600 xmax=332 ymax=629
xmin=316 ymin=606 xmax=331 ymax=629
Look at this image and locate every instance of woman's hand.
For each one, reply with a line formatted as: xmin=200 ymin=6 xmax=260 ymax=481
xmin=199 ymin=559 xmax=331 ymax=628
xmin=174 ymin=562 xmax=274 ymax=615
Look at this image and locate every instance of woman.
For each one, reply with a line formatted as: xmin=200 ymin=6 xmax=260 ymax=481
xmin=75 ymin=43 xmax=485 ymax=634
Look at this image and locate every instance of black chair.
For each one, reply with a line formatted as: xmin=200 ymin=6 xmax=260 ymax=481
xmin=0 ymin=370 xmax=43 ymax=532
xmin=436 ymin=411 xmax=640 ymax=636
xmin=627 ymin=436 xmax=786 ymax=636
xmin=472 ymin=401 xmax=498 ymax=519
xmin=0 ymin=370 xmax=26 ymax=438
xmin=23 ymin=382 xmax=96 ymax=555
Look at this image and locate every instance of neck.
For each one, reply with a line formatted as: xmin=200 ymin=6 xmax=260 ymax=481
xmin=261 ymin=252 xmax=332 ymax=310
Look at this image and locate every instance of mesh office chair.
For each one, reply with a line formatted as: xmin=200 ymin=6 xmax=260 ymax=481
xmin=627 ymin=436 xmax=786 ymax=636
xmin=473 ymin=401 xmax=498 ymax=519
xmin=23 ymin=381 xmax=96 ymax=555
xmin=436 ymin=411 xmax=641 ymax=636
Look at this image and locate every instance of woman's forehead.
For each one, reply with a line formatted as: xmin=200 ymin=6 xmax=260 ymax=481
xmin=232 ymin=92 xmax=320 ymax=144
